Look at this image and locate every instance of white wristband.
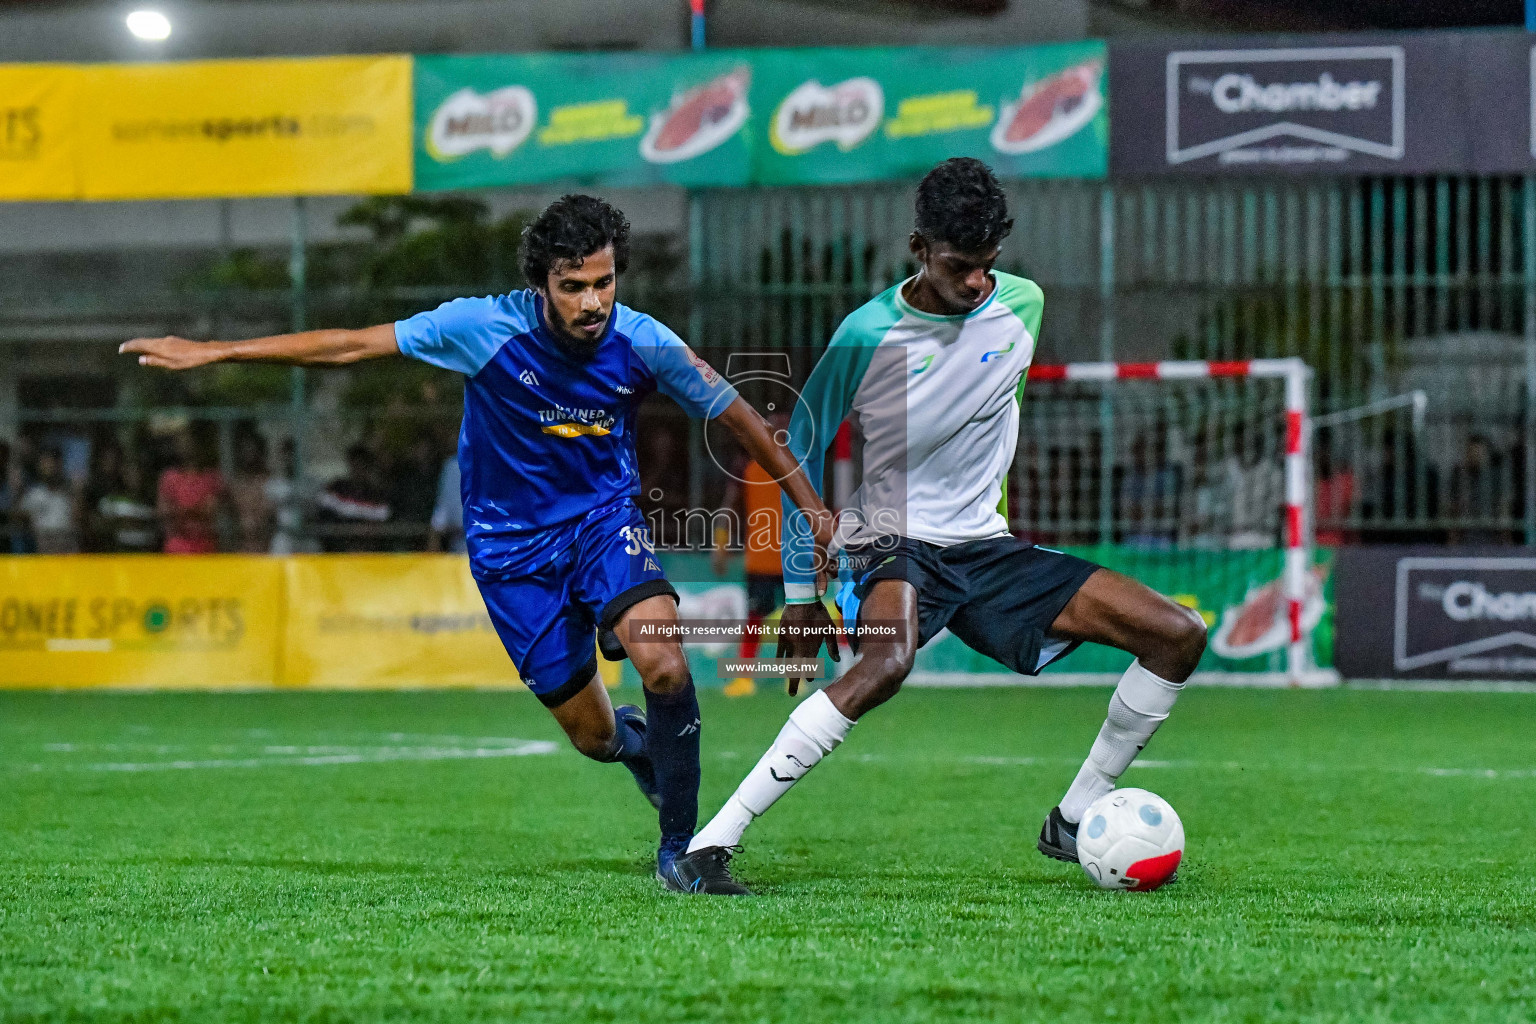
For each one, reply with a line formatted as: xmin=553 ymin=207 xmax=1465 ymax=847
xmin=784 ymin=582 xmax=819 ymax=603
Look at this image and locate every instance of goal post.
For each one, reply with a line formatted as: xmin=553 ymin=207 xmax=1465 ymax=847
xmin=1009 ymin=357 xmax=1330 ymax=687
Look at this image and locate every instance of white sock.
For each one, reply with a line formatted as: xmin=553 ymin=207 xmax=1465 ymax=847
xmin=1059 ymin=660 xmax=1184 ymax=823
xmin=687 ymin=689 xmax=853 ymax=853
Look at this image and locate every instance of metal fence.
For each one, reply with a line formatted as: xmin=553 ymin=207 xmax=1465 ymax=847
xmin=696 ymin=177 xmax=1536 ymax=544
xmin=2 ymin=176 xmax=1533 ymax=550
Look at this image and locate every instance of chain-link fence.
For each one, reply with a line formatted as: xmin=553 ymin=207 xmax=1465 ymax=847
xmin=2 ymin=177 xmax=1533 ymax=553
xmin=698 ymin=177 xmax=1536 ymax=544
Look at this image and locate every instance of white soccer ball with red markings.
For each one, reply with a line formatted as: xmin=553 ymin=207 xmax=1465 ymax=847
xmin=1076 ymin=788 xmax=1184 ymax=891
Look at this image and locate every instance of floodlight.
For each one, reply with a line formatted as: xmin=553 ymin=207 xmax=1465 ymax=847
xmin=126 ymin=10 xmax=172 ymax=41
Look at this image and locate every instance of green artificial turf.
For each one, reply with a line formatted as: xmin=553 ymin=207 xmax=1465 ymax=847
xmin=1 ymin=686 xmax=1533 ymax=1023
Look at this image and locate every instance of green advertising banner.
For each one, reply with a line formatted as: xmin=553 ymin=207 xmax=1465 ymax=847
xmin=412 ymin=43 xmax=1108 ymax=191
xmin=923 ymin=546 xmax=1334 ymax=678
xmin=752 ymin=42 xmax=1107 ymax=184
xmin=414 ymin=52 xmax=755 ymax=191
xmin=649 ymin=546 xmax=1332 ymax=689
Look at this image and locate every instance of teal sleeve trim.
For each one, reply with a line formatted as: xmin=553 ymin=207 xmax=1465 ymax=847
xmin=780 ymin=290 xmax=898 ymax=590
xmin=994 ymin=272 xmax=1045 ymax=339
xmin=994 ymin=273 xmax=1045 ymax=522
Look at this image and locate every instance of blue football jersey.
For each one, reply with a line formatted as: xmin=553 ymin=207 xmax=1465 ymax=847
xmin=394 ymin=290 xmax=738 ymax=580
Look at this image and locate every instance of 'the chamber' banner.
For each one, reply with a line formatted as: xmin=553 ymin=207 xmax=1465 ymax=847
xmin=1462 ymin=32 xmax=1536 ymax=174
xmin=1334 ymin=548 xmax=1536 ymax=680
xmin=1110 ymin=32 xmax=1468 ymax=176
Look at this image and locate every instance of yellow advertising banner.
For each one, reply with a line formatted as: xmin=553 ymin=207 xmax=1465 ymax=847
xmin=0 ymin=556 xmax=283 ymax=689
xmin=0 ymin=554 xmax=625 ymax=690
xmin=0 ymin=64 xmax=83 ymax=200
xmin=280 ymin=554 xmax=527 ymax=689
xmin=78 ymin=55 xmax=412 ymax=200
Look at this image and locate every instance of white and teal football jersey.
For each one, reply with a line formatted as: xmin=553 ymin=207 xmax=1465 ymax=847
xmin=781 ymin=272 xmax=1045 ymax=602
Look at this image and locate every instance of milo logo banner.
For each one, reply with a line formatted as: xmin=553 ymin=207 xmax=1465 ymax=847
xmin=414 ymin=52 xmax=754 ymax=190
xmin=412 ymin=44 xmax=1107 ymax=191
xmin=751 ymin=42 xmax=1108 ymax=184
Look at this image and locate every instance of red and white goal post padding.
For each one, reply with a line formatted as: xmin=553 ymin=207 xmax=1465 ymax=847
xmin=1024 ymin=358 xmax=1327 ymax=687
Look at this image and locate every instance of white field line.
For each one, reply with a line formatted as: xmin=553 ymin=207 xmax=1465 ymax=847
xmin=14 ymin=736 xmax=558 ymax=773
xmin=907 ymin=672 xmax=1536 ymax=692
xmin=88 ymin=742 xmax=559 ymax=772
xmin=1418 ymin=766 xmax=1536 ymax=779
xmin=742 ymin=751 xmax=1536 ymax=781
xmin=1342 ymin=679 xmax=1536 ymax=693
xmin=907 ymin=671 xmax=1339 ymax=689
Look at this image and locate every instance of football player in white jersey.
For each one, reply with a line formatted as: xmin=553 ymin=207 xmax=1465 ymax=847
xmin=670 ymin=159 xmax=1207 ymax=894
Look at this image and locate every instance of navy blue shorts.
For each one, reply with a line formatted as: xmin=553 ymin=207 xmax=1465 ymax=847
xmin=477 ymin=501 xmax=675 ymax=708
xmin=835 ymin=535 xmax=1101 ymax=676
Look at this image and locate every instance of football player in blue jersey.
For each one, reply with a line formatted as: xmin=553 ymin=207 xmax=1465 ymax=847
xmin=121 ymin=194 xmax=835 ymax=894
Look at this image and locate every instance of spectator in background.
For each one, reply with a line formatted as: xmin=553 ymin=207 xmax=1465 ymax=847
xmin=6 ymin=435 xmax=37 ymax=553
xmin=1513 ymin=437 xmax=1528 ymax=539
xmin=1449 ymin=434 xmax=1509 ymax=545
xmin=41 ymin=407 xmax=92 ymax=490
xmin=1178 ymin=431 xmax=1229 ymax=550
xmin=0 ymin=440 xmax=18 ymax=553
xmin=637 ymin=418 xmax=689 ymax=523
xmin=390 ymin=432 xmax=442 ymax=547
xmin=157 ymin=427 xmax=225 ymax=554
xmin=83 ymin=442 xmax=158 ymax=553
xmin=1117 ymin=433 xmax=1180 ymax=549
xmin=228 ymin=433 xmax=275 ymax=553
xmin=317 ymin=443 xmax=391 ymax=552
xmin=265 ymin=437 xmax=317 ymax=555
xmin=1367 ymin=428 xmax=1441 ymax=544
xmin=81 ymin=441 xmax=123 ymax=552
xmin=428 ymin=452 xmax=465 ymax=553
xmin=1314 ymin=432 xmax=1357 ymax=547
xmin=20 ymin=447 xmax=79 ymax=553
xmin=1223 ymin=429 xmax=1282 ymax=550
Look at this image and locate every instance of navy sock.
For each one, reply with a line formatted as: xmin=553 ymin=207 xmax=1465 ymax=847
xmin=643 ymin=677 xmax=701 ymax=839
xmin=595 ymin=713 xmax=646 ymax=764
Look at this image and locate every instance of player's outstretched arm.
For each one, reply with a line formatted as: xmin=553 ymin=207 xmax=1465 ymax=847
xmin=713 ymin=396 xmax=835 ymax=556
xmin=715 ymin=395 xmax=841 ymax=694
xmin=119 ymin=324 xmax=400 ymax=371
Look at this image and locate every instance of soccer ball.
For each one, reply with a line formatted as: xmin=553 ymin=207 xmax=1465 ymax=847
xmin=1076 ymin=788 xmax=1184 ymax=891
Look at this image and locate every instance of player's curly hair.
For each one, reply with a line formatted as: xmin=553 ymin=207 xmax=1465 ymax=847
xmin=914 ymin=158 xmax=1014 ymax=253
xmin=520 ymin=194 xmax=631 ymax=289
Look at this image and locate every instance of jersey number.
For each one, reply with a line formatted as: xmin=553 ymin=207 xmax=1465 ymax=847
xmin=620 ymin=525 xmax=655 ymax=556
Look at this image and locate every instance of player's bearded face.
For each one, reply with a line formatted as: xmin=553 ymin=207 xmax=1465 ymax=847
xmin=542 ymin=246 xmax=618 ymax=358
